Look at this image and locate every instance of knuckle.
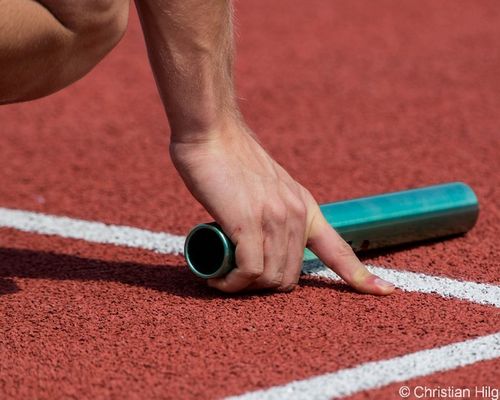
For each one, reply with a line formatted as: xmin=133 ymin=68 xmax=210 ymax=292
xmin=274 ymin=206 xmax=288 ymax=224
xmin=240 ymin=266 xmax=264 ymax=280
xmin=259 ymin=272 xmax=284 ymax=288
xmin=290 ymin=199 xmax=307 ymax=220
xmin=264 ymin=202 xmax=288 ymax=225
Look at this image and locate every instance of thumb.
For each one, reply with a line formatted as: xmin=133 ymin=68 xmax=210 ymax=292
xmin=306 ymin=209 xmax=395 ymax=295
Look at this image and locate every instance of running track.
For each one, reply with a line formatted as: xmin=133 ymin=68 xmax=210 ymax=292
xmin=1 ymin=1 xmax=499 ymax=399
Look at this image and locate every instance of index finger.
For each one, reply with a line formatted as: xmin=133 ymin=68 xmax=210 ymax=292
xmin=306 ymin=210 xmax=395 ymax=295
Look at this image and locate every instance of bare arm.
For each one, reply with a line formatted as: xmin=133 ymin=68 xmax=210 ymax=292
xmin=135 ymin=0 xmax=237 ymax=140
xmin=135 ymin=0 xmax=395 ymax=294
xmin=0 ymin=0 xmax=128 ymax=104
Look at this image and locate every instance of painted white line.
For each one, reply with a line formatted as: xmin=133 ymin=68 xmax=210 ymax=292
xmin=0 ymin=207 xmax=185 ymax=255
xmin=303 ymin=260 xmax=500 ymax=308
xmin=225 ymin=332 xmax=500 ymax=400
xmin=1 ymin=207 xmax=499 ymax=307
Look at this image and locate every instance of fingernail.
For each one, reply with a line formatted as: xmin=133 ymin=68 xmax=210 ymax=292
xmin=374 ymin=278 xmax=395 ymax=289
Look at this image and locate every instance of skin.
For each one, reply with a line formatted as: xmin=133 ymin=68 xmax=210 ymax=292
xmin=0 ymin=0 xmax=129 ymax=104
xmin=0 ymin=0 xmax=395 ymax=295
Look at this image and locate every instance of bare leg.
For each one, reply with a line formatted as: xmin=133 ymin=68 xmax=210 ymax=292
xmin=0 ymin=0 xmax=130 ymax=104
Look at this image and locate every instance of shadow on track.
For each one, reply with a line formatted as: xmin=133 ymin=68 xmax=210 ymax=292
xmin=0 ymin=276 xmax=19 ymax=295
xmin=0 ymin=247 xmax=221 ymax=299
xmin=0 ymin=235 xmax=458 ymax=297
xmin=0 ymin=247 xmax=366 ymax=299
xmin=0 ymin=247 xmax=329 ymax=299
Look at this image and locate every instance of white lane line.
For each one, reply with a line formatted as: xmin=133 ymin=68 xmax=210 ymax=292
xmin=1 ymin=207 xmax=499 ymax=307
xmin=0 ymin=207 xmax=185 ymax=255
xmin=303 ymin=260 xmax=500 ymax=308
xmin=225 ymin=332 xmax=500 ymax=400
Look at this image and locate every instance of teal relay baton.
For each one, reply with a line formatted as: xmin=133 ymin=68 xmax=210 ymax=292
xmin=184 ymin=182 xmax=479 ymax=279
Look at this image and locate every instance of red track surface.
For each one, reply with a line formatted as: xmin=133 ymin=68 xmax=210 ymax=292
xmin=1 ymin=1 xmax=499 ymax=398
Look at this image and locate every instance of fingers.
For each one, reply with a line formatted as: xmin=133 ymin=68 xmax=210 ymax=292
xmin=207 ymin=228 xmax=264 ymax=293
xmin=208 ymin=197 xmax=305 ymax=293
xmin=207 ymin=187 xmax=395 ymax=296
xmin=276 ymin=230 xmax=304 ymax=291
xmin=307 ymin=208 xmax=396 ymax=295
xmin=245 ymin=236 xmax=286 ymax=291
xmin=276 ymin=199 xmax=307 ymax=291
xmin=246 ymin=201 xmax=293 ymax=291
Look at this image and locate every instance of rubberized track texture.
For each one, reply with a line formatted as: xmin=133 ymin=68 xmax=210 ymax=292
xmin=0 ymin=0 xmax=499 ymax=399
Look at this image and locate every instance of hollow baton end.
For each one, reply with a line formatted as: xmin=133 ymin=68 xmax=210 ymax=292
xmin=184 ymin=222 xmax=235 ymax=279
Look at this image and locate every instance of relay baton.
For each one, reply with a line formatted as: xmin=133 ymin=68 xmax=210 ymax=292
xmin=184 ymin=182 xmax=479 ymax=279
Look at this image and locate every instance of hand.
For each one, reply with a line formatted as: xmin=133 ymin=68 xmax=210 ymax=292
xmin=170 ymin=120 xmax=395 ymax=295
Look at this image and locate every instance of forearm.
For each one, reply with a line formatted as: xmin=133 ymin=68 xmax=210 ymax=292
xmin=135 ymin=0 xmax=239 ymax=142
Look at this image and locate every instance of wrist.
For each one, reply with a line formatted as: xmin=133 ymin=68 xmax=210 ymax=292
xmin=169 ymin=108 xmax=244 ymax=145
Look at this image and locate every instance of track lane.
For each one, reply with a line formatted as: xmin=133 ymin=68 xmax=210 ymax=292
xmin=1 ymin=229 xmax=499 ymax=399
xmin=1 ymin=0 xmax=500 ymax=398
